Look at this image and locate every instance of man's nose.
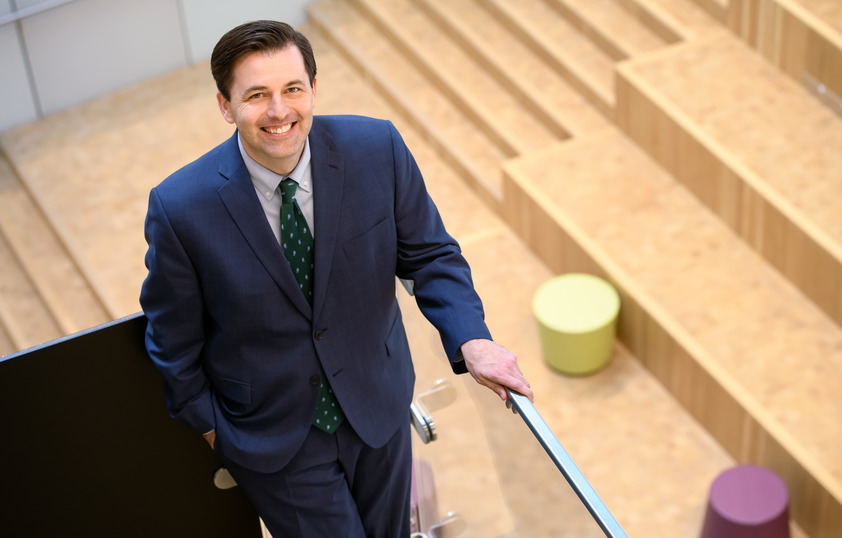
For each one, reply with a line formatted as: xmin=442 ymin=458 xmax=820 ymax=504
xmin=267 ymin=95 xmax=289 ymax=118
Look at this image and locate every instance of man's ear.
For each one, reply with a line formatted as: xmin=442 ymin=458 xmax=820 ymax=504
xmin=217 ymin=92 xmax=235 ymax=124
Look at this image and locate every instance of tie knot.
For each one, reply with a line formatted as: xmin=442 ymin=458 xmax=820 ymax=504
xmin=280 ymin=178 xmax=298 ymax=204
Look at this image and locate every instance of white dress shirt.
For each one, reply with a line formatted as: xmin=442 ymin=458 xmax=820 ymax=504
xmin=238 ymin=134 xmax=315 ymax=241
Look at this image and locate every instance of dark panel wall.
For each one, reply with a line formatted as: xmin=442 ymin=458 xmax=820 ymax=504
xmin=0 ymin=314 xmax=260 ymax=537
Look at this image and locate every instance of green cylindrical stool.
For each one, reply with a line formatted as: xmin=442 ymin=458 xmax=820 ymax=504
xmin=533 ymin=273 xmax=620 ymax=376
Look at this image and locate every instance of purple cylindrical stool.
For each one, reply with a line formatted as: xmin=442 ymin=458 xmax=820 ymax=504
xmin=701 ymin=465 xmax=790 ymax=537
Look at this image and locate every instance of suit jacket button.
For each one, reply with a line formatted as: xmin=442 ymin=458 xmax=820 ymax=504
xmin=309 ymin=375 xmax=320 ymax=386
xmin=314 ymin=329 xmax=325 ymax=340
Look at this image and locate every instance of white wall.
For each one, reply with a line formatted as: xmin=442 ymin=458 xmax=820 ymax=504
xmin=180 ymin=0 xmax=308 ymax=64
xmin=0 ymin=21 xmax=39 ymax=129
xmin=0 ymin=0 xmax=311 ymax=132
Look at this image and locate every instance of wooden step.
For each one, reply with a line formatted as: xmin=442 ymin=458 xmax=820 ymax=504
xmin=0 ymin=229 xmax=62 ymax=351
xmin=2 ymin=9 xmax=829 ymax=533
xmin=349 ymin=0 xmax=561 ymax=158
xmin=306 ymin=24 xmax=503 ymax=242
xmin=799 ymin=0 xmax=842 ymax=32
xmin=309 ymin=0 xmax=508 ymax=209
xmin=616 ymin=0 xmax=725 ymax=41
xmin=616 ymin=32 xmax=842 ymax=330
xmin=0 ymin=157 xmax=109 ymax=335
xmin=503 ymin=127 xmax=841 ymax=537
xmin=309 ymin=26 xmax=517 ymax=535
xmin=692 ymin=0 xmax=727 ymax=23
xmin=481 ymin=0 xmax=617 ymax=117
xmin=0 ymin=61 xmax=233 ymax=318
xmin=545 ymin=0 xmax=669 ymax=59
xmin=309 ymin=32 xmax=752 ymax=534
xmin=390 ymin=139 xmax=748 ymax=533
xmin=415 ymin=0 xmax=611 ymax=139
xmin=0 ymin=317 xmax=14 ymax=358
xmin=729 ymin=0 xmax=842 ymax=98
xmin=420 ymin=223 xmax=757 ymax=537
xmin=308 ymin=22 xmax=805 ymax=533
xmin=0 ymin=18 xmax=766 ymax=533
xmin=343 ymin=69 xmax=750 ymax=532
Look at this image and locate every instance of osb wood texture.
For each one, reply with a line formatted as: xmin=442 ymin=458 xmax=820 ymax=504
xmin=502 ymin=129 xmax=838 ymax=537
xmin=794 ymin=0 xmax=842 ymax=34
xmin=0 ymin=159 xmax=109 ymax=335
xmin=3 ymin=0 xmax=841 ymax=533
xmin=350 ymin=0 xmax=561 ymax=158
xmin=0 ymin=228 xmax=61 ymax=349
xmin=419 ymin=0 xmax=610 ymax=140
xmin=0 ymin=61 xmax=228 ymax=318
xmin=695 ymin=0 xmax=729 ymax=23
xmin=615 ymin=33 xmax=842 ymax=329
xmin=483 ymin=0 xmax=617 ymax=116
xmin=309 ymin=0 xmax=507 ymax=208
xmin=425 ymin=222 xmax=742 ymax=537
xmin=729 ymin=0 xmax=842 ymax=97
xmin=0 ymin=16 xmax=761 ymax=536
xmin=614 ymin=0 xmax=724 ymax=41
xmin=547 ymin=0 xmax=669 ymax=59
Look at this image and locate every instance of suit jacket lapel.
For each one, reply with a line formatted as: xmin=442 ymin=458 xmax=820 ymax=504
xmin=310 ymin=120 xmax=345 ymax=319
xmin=215 ymin=132 xmax=313 ymax=318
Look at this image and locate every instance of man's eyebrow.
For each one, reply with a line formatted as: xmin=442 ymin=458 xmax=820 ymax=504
xmin=241 ymin=85 xmax=269 ymax=97
xmin=239 ymin=80 xmax=309 ymax=97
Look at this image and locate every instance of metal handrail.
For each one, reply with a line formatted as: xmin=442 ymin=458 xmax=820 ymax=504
xmin=507 ymin=389 xmax=629 ymax=538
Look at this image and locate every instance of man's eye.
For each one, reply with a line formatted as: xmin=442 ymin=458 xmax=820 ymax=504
xmin=287 ymin=87 xmax=300 ymax=93
xmin=249 ymin=93 xmax=263 ymax=99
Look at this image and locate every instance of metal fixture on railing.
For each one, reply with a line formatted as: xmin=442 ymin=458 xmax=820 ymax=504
xmin=410 ymin=378 xmax=457 ymax=444
xmin=410 ymin=380 xmax=465 ymax=538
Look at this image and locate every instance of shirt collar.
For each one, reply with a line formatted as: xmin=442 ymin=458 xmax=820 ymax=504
xmin=238 ymin=134 xmax=312 ymax=201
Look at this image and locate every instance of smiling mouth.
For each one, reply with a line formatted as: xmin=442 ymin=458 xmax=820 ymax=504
xmin=263 ymin=123 xmax=293 ymax=134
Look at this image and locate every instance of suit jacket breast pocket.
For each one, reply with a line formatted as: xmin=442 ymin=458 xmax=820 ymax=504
xmin=342 ymin=216 xmax=392 ymax=258
xmin=342 ymin=216 xmax=397 ymax=277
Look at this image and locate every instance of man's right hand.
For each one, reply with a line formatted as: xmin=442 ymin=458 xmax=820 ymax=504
xmin=203 ymin=430 xmax=216 ymax=450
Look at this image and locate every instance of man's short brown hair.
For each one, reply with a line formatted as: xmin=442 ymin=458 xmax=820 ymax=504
xmin=211 ymin=20 xmax=317 ymax=101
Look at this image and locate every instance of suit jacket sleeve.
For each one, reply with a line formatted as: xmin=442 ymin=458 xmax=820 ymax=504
xmin=140 ymin=187 xmax=215 ymax=435
xmin=388 ymin=122 xmax=493 ymax=372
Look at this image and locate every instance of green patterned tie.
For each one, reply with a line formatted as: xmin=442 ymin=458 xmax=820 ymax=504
xmin=280 ymin=179 xmax=344 ymax=433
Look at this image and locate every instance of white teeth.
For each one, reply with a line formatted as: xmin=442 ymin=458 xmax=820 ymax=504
xmin=264 ymin=124 xmax=292 ymax=134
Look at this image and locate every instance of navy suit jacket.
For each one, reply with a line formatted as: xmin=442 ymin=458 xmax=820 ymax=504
xmin=140 ymin=116 xmax=491 ymax=473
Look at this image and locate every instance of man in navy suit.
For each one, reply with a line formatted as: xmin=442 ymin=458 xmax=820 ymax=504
xmin=140 ymin=20 xmax=533 ymax=537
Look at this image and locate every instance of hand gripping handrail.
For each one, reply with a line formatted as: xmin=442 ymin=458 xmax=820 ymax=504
xmin=506 ymin=389 xmax=629 ymax=538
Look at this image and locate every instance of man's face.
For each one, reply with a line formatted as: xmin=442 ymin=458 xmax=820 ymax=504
xmin=217 ymin=45 xmax=316 ymax=176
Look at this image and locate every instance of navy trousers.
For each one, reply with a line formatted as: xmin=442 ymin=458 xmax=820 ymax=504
xmin=221 ymin=420 xmax=412 ymax=537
